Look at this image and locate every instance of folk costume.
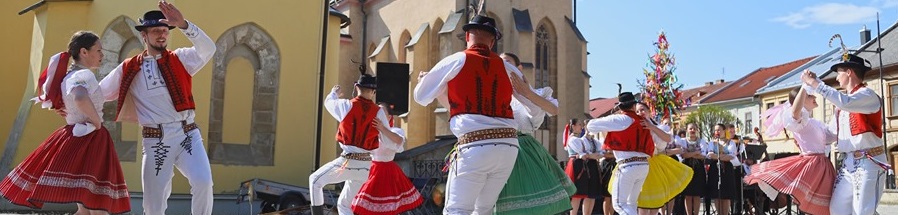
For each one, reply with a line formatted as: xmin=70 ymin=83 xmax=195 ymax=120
xmin=351 ymin=127 xmax=423 ymax=215
xmin=0 ymin=53 xmax=130 ymax=214
xmin=744 ymin=103 xmax=837 ymax=215
xmin=98 ymin=10 xmax=215 ymax=215
xmin=413 ymin=14 xmax=533 ymax=215
xmin=310 ymin=73 xmax=392 ymax=215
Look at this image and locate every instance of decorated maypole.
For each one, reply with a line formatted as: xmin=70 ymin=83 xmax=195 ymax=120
xmin=639 ymin=30 xmax=684 ymax=121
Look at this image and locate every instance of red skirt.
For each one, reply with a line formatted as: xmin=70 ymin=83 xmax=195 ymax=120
xmin=744 ymin=154 xmax=834 ymax=215
xmin=0 ymin=125 xmax=130 ymax=214
xmin=352 ymin=161 xmax=423 ymax=215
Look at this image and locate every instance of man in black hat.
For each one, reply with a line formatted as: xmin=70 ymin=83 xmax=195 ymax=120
xmin=414 ymin=14 xmax=534 ymax=214
xmin=586 ymin=92 xmax=671 ymax=215
xmin=98 ymin=1 xmax=215 ymax=214
xmin=801 ymin=53 xmax=885 ymax=215
xmin=310 ymin=72 xmax=400 ymax=215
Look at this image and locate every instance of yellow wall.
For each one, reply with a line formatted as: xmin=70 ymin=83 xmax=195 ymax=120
xmin=4 ymin=0 xmax=339 ymax=194
xmin=0 ymin=0 xmax=34 ymax=147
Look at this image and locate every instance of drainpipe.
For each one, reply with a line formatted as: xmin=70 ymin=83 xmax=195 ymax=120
xmin=360 ymin=0 xmax=368 ymax=69
xmin=315 ymin=1 xmax=331 ymax=169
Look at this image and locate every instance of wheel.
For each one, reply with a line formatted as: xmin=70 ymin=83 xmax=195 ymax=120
xmin=278 ymin=192 xmax=308 ymax=215
xmin=260 ymin=200 xmax=278 ymax=213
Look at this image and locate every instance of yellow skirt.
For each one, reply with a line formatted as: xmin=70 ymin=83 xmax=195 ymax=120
xmin=609 ymin=155 xmax=693 ymax=209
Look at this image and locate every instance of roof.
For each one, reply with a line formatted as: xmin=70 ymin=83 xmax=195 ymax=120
xmin=564 ymin=16 xmax=586 ymax=42
xmin=678 ymin=81 xmax=730 ymax=106
xmin=756 ymin=49 xmax=840 ymax=95
xmin=821 ymin=21 xmax=898 ymax=80
xmin=588 ymin=97 xmax=618 ymax=118
xmin=701 ymin=56 xmax=815 ymax=104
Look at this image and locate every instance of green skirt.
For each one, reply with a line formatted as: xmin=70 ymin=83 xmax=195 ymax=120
xmin=494 ymin=133 xmax=574 ymax=215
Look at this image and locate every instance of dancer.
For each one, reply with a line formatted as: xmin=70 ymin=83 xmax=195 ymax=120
xmin=414 ymin=9 xmax=533 ymax=213
xmin=587 ymin=90 xmax=671 ymax=215
xmin=744 ymin=86 xmax=836 ymax=215
xmin=609 ymin=103 xmax=691 ymax=215
xmin=802 ymin=52 xmax=886 ymax=215
xmin=494 ymin=52 xmax=574 ymax=215
xmin=97 ymin=2 xmax=214 ymax=214
xmin=310 ymin=71 xmax=393 ymax=215
xmin=0 ymin=31 xmax=130 ymax=214
xmin=351 ymin=102 xmax=423 ymax=215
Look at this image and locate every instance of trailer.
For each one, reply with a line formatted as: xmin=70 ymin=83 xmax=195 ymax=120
xmin=236 ymin=178 xmax=340 ymax=215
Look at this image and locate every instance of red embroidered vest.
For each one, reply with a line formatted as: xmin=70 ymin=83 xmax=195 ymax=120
xmin=336 ymin=97 xmax=381 ymax=150
xmin=602 ymin=111 xmax=654 ymax=156
xmin=117 ymin=50 xmax=195 ymax=121
xmin=446 ymin=45 xmax=514 ymax=119
xmin=836 ymin=84 xmax=884 ymax=138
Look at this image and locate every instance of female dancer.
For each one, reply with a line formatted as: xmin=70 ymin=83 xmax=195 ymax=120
xmin=0 ymin=31 xmax=130 ymax=214
xmin=743 ymin=86 xmax=835 ymax=215
xmin=494 ymin=53 xmax=574 ymax=215
xmin=351 ymin=103 xmax=423 ymax=215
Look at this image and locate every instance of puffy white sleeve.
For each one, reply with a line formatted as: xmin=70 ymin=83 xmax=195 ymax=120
xmin=65 ymin=69 xmax=99 ymax=95
xmin=385 ymin=127 xmax=407 ymax=153
xmin=782 ymin=108 xmax=811 ymax=133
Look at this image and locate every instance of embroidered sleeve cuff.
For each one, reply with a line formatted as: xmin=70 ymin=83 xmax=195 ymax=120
xmin=181 ymin=20 xmax=199 ymax=38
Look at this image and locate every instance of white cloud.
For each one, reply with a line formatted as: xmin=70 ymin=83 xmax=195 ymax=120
xmin=773 ymin=3 xmax=880 ymax=29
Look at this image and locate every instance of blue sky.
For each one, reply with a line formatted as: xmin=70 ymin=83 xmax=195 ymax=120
xmin=578 ymin=0 xmax=898 ymax=99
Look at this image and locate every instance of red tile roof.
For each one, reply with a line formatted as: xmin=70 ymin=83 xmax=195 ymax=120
xmin=678 ymin=81 xmax=730 ymax=107
xmin=589 ymin=97 xmax=619 ymax=118
xmin=701 ymin=56 xmax=816 ymax=104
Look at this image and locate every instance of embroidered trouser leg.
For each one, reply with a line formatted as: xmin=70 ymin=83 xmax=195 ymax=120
xmin=830 ymin=153 xmax=886 ymax=215
xmin=611 ymin=161 xmax=649 ymax=215
xmin=141 ymin=124 xmax=213 ymax=215
xmin=308 ymin=157 xmax=370 ymax=215
xmin=443 ymin=142 xmax=518 ymax=215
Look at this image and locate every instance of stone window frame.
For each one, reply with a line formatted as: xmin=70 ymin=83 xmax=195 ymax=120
xmin=98 ymin=16 xmax=143 ymax=162
xmin=208 ymin=23 xmax=281 ymax=166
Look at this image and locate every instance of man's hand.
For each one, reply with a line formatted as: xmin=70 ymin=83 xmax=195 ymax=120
xmin=332 ymin=85 xmax=343 ymax=97
xmin=54 ymin=108 xmax=68 ymax=117
xmin=417 ymin=71 xmax=428 ymax=83
xmin=158 ymin=1 xmax=188 ymax=29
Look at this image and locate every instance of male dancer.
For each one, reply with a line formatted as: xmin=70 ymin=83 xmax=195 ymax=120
xmin=309 ymin=72 xmax=400 ymax=215
xmin=98 ymin=1 xmax=215 ymax=214
xmin=586 ymin=92 xmax=671 ymax=215
xmin=802 ymin=53 xmax=885 ymax=215
xmin=414 ymin=14 xmax=533 ymax=214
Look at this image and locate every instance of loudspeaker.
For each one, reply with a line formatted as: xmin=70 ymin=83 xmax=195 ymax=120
xmin=376 ymin=62 xmax=409 ymax=115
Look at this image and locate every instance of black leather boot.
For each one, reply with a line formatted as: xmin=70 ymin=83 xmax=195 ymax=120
xmin=310 ymin=205 xmax=324 ymax=215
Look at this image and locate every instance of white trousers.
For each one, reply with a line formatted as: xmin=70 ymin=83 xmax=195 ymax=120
xmin=309 ymin=157 xmax=371 ymax=215
xmin=141 ymin=123 xmax=213 ymax=215
xmin=611 ymin=161 xmax=649 ymax=215
xmin=443 ymin=142 xmax=518 ymax=215
xmin=830 ymin=153 xmax=887 ymax=215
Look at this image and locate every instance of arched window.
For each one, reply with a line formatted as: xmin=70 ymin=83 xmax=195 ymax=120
xmin=208 ymin=23 xmax=281 ymax=166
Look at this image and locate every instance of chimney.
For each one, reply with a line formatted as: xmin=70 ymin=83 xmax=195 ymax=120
xmin=705 ymin=81 xmax=713 ymax=86
xmin=716 ymin=79 xmax=724 ymax=84
xmin=861 ymin=25 xmax=872 ymax=44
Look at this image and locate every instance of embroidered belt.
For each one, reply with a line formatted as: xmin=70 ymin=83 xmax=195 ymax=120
xmin=852 ymin=147 xmax=885 ymax=159
xmin=619 ymin=157 xmax=648 ymax=164
xmin=142 ymin=121 xmax=199 ymax=138
xmin=457 ymin=128 xmax=518 ymax=146
xmin=341 ymin=153 xmax=372 ymax=161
